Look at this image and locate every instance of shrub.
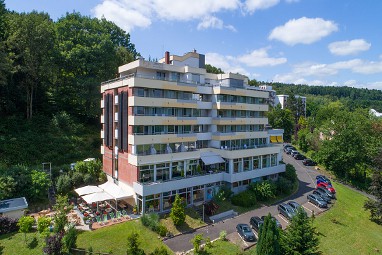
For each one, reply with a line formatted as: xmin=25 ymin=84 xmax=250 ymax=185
xmin=157 ymin=224 xmax=168 ymax=237
xmin=283 ymin=164 xmax=298 ymax=183
xmin=56 ymin=174 xmax=72 ymax=195
xmin=126 ymin=231 xmax=145 ymax=255
xmin=275 ymin=176 xmax=294 ymax=195
xmin=83 ymin=173 xmax=95 ymax=185
xmin=191 ymin=233 xmax=204 ymax=254
xmin=0 ymin=216 xmax=18 ymax=234
xmin=43 ymin=232 xmax=64 ymax=255
xmin=71 ymin=171 xmax=84 ymax=187
xmin=248 ymin=181 xmax=276 ymax=201
xmin=231 ymin=190 xmax=257 ymax=207
xmin=170 ymin=194 xmax=185 ymax=226
xmin=219 ymin=230 xmax=227 ymax=241
xmin=214 ymin=185 xmax=233 ymax=202
xmin=37 ymin=216 xmax=51 ymax=234
xmin=140 ymin=213 xmax=159 ymax=231
xmin=149 ymin=246 xmax=169 ymax=255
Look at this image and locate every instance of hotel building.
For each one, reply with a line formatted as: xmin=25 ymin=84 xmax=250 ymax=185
xmin=100 ymin=50 xmax=285 ymax=214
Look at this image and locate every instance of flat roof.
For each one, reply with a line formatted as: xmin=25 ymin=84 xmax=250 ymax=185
xmin=0 ymin=197 xmax=28 ymax=213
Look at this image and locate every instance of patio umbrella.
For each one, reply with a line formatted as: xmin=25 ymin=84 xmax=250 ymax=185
xmin=75 ymin=185 xmax=103 ymax=196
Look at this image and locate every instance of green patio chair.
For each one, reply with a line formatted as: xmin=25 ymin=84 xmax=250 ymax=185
xmin=121 ymin=210 xmax=129 ymax=219
xmin=96 ymin=215 xmax=104 ymax=226
xmin=116 ymin=211 xmax=123 ymax=221
xmin=109 ymin=212 xmax=117 ymax=222
xmin=102 ymin=214 xmax=109 ymax=224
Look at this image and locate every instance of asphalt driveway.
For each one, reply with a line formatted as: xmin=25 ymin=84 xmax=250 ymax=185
xmin=164 ymin=152 xmax=321 ymax=253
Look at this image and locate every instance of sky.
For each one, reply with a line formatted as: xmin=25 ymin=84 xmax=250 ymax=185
xmin=4 ymin=0 xmax=382 ymax=90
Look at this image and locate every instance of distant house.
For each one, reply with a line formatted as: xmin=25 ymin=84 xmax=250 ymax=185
xmin=0 ymin=197 xmax=28 ymax=219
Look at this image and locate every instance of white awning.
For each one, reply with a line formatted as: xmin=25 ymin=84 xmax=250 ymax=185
xmin=75 ymin=185 xmax=103 ymax=196
xmin=99 ymin=181 xmax=134 ymax=200
xmin=81 ymin=191 xmax=113 ymax=204
xmin=201 ymin=155 xmax=225 ymax=165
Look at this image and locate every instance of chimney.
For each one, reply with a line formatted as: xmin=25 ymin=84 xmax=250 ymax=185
xmin=165 ymin=51 xmax=170 ymax=64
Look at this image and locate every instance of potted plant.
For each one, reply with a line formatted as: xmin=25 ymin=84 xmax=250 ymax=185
xmin=133 ymin=205 xmax=138 ymax=215
xmin=196 ymin=165 xmax=202 ymax=175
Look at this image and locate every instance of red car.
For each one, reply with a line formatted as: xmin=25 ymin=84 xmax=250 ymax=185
xmin=317 ymin=182 xmax=336 ymax=194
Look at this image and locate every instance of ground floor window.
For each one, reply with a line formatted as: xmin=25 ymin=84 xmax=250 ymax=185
xmin=193 ymin=185 xmax=204 ymax=203
xmin=145 ymin=194 xmax=160 ymax=213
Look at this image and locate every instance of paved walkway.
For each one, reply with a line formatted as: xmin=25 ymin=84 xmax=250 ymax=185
xmin=164 ymin=152 xmax=318 ymax=253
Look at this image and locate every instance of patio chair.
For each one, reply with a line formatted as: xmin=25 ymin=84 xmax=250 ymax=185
xmin=96 ymin=215 xmax=104 ymax=226
xmin=121 ymin=210 xmax=129 ymax=219
xmin=102 ymin=214 xmax=109 ymax=225
xmin=109 ymin=212 xmax=117 ymax=222
xmin=116 ymin=211 xmax=123 ymax=221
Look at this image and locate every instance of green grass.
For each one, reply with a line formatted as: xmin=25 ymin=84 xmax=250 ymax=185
xmin=315 ymin=182 xmax=382 ymax=255
xmin=203 ymin=240 xmax=256 ymax=255
xmin=76 ymin=219 xmax=172 ymax=254
xmin=160 ymin=208 xmax=206 ymax=235
xmin=0 ymin=230 xmax=45 ymax=255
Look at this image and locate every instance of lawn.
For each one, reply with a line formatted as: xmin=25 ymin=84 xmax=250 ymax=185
xmin=203 ymin=240 xmax=256 ymax=255
xmin=315 ymin=182 xmax=382 ymax=255
xmin=0 ymin=230 xmax=45 ymax=255
xmin=76 ymin=219 xmax=172 ymax=254
xmin=160 ymin=208 xmax=206 ymax=235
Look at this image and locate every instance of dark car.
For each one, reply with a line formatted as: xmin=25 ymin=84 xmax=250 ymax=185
xmin=287 ymin=201 xmax=307 ymax=215
xmin=236 ymin=224 xmax=256 ymax=242
xmin=313 ymin=189 xmax=332 ymax=203
xmin=317 ymin=182 xmax=336 ymax=194
xmin=294 ymin=154 xmax=306 ymax=160
xmin=316 ymin=187 xmax=336 ymax=199
xmin=277 ymin=203 xmax=296 ymax=220
xmin=307 ymin=193 xmax=328 ymax=208
xmin=302 ymin=159 xmax=317 ymax=166
xmin=261 ymin=216 xmax=282 ymax=228
xmin=249 ymin=216 xmax=263 ymax=233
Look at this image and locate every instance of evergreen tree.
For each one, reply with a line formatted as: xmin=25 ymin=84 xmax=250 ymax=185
xmin=256 ymin=213 xmax=281 ymax=255
xmin=281 ymin=207 xmax=320 ymax=255
xmin=126 ymin=231 xmax=145 ymax=255
xmin=170 ymin=194 xmax=186 ymax=226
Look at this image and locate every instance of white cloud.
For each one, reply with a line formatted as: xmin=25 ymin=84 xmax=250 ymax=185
xmin=237 ymin=48 xmax=287 ymax=67
xmin=92 ymin=0 xmax=240 ymax=32
xmin=328 ymin=39 xmax=371 ymax=56
xmin=285 ymin=0 xmax=299 ymax=3
xmin=269 ymin=17 xmax=338 ymax=45
xmin=205 ymin=53 xmax=250 ymax=76
xmin=197 ymin=16 xmax=237 ymax=32
xmin=92 ymin=0 xmax=152 ymax=32
xmin=344 ymin=80 xmax=357 ymax=86
xmin=197 ymin=16 xmax=224 ymax=30
xmin=244 ymin=0 xmax=279 ymax=13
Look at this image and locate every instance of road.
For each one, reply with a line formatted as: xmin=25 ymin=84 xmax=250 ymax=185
xmin=164 ymin=152 xmax=322 ymax=253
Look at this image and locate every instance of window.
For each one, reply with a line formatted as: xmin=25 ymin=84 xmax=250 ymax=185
xmin=262 ymin=155 xmax=270 ymax=168
xmin=253 ymin=156 xmax=259 ymax=170
xmin=139 ymin=165 xmax=154 ymax=183
xmin=243 ymin=157 xmax=251 ymax=171
xmin=172 ymin=161 xmax=184 ymax=179
xmin=156 ymin=163 xmax=170 ymax=182
xmin=134 ymin=106 xmax=144 ymax=115
xmin=133 ymin=87 xmax=144 ymax=97
xmin=233 ymin=158 xmax=241 ymax=173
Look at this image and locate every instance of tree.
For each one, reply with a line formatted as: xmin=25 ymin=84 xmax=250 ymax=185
xmin=126 ymin=231 xmax=145 ymax=255
xmin=149 ymin=246 xmax=169 ymax=255
xmin=256 ymin=213 xmax=281 ymax=255
xmin=43 ymin=232 xmax=64 ymax=255
xmin=53 ymin=195 xmax=71 ymax=233
xmin=170 ymin=194 xmax=185 ymax=226
xmin=17 ymin=216 xmax=35 ymax=244
xmin=191 ymin=233 xmax=204 ymax=254
xmin=56 ymin=174 xmax=72 ymax=195
xmin=0 ymin=176 xmax=16 ymax=200
xmin=267 ymin=104 xmax=294 ymax=141
xmin=30 ymin=170 xmax=51 ymax=201
xmin=37 ymin=216 xmax=51 ymax=234
xmin=281 ymin=207 xmax=320 ymax=255
xmin=6 ymin=11 xmax=56 ymax=119
xmin=364 ymin=170 xmax=382 ymax=224
xmin=62 ymin=225 xmax=77 ymax=253
xmin=205 ymin=64 xmax=224 ymax=74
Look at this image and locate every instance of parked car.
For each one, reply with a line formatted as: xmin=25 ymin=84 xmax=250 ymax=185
xmin=287 ymin=201 xmax=307 ymax=215
xmin=236 ymin=224 xmax=256 ymax=242
xmin=307 ymin=193 xmax=328 ymax=208
xmin=294 ymin=154 xmax=306 ymax=160
xmin=249 ymin=216 xmax=264 ymax=233
xmin=316 ymin=175 xmax=331 ymax=184
xmin=277 ymin=203 xmax=296 ymax=220
xmin=285 ymin=147 xmax=295 ymax=154
xmin=316 ymin=187 xmax=336 ymax=199
xmin=261 ymin=216 xmax=282 ymax=228
xmin=302 ymin=159 xmax=317 ymax=166
xmin=313 ymin=189 xmax=332 ymax=203
xmin=317 ymin=182 xmax=336 ymax=194
xmin=290 ymin=150 xmax=300 ymax=157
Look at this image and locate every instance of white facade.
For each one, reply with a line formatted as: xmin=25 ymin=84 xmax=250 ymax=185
xmin=101 ymin=51 xmax=285 ymax=213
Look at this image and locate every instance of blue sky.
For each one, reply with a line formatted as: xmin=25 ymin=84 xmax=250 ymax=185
xmin=5 ymin=0 xmax=382 ymax=90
